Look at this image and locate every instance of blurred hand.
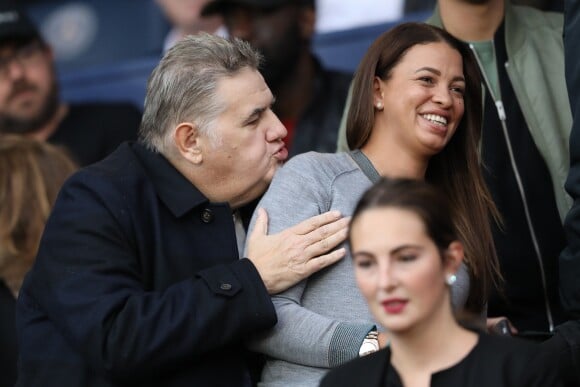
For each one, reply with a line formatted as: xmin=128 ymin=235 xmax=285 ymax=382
xmin=247 ymin=208 xmax=349 ymax=294
xmin=378 ymin=332 xmax=390 ymax=349
xmin=487 ymin=316 xmax=518 ymax=336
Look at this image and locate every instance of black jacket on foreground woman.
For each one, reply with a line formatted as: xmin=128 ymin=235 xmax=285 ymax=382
xmin=320 ymin=333 xmax=564 ymax=387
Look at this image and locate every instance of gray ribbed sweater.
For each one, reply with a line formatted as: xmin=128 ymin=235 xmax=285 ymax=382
xmin=246 ymin=151 xmax=470 ymax=386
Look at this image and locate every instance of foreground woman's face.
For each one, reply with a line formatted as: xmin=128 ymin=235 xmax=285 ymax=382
xmin=351 ymin=207 xmax=449 ymax=334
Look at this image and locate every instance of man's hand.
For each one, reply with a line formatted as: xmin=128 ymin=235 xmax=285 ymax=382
xmin=246 ymin=208 xmax=349 ymax=294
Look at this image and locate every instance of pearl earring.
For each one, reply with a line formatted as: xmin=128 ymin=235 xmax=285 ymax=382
xmin=376 ymin=102 xmax=383 ymax=110
xmin=446 ymin=274 xmax=457 ymax=286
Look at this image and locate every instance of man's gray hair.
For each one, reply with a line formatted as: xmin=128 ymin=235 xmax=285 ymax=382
xmin=138 ymin=33 xmax=262 ymax=154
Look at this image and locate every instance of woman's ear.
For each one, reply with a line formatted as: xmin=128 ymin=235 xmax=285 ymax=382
xmin=444 ymin=241 xmax=464 ymax=275
xmin=174 ymin=122 xmax=203 ymax=165
xmin=373 ymin=77 xmax=385 ymax=108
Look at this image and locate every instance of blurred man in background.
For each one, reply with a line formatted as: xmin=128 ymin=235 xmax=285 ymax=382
xmin=156 ymin=0 xmax=227 ymax=52
xmin=0 ymin=2 xmax=141 ymax=166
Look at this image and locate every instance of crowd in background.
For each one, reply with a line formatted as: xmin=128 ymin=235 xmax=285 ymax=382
xmin=1 ymin=0 xmax=579 ymax=386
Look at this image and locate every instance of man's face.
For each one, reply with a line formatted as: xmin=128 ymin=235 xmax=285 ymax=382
xmin=222 ymin=4 xmax=305 ymax=88
xmin=199 ymin=67 xmax=288 ymax=208
xmin=0 ymin=39 xmax=59 ymax=135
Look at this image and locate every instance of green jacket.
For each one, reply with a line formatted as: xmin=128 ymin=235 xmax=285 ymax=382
xmin=337 ymin=2 xmax=572 ymax=220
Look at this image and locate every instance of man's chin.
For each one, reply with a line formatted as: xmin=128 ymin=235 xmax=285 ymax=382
xmin=0 ymin=116 xmax=40 ymax=135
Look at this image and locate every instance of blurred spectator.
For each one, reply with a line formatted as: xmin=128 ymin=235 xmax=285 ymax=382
xmin=202 ymin=0 xmax=352 ymax=157
xmin=0 ymin=280 xmax=16 ymax=387
xmin=557 ymin=1 xmax=580 ymax=383
xmin=0 ymin=2 xmax=142 ymax=166
xmin=429 ymin=0 xmax=571 ymax=337
xmin=0 ymin=134 xmax=77 ymax=387
xmin=561 ymin=0 xmax=580 ymax=317
xmin=156 ymin=0 xmax=228 ymax=52
xmin=315 ymin=0 xmax=435 ymax=33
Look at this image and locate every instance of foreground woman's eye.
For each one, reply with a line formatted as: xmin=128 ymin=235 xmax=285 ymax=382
xmin=398 ymin=254 xmax=417 ymax=263
xmin=354 ymin=257 xmax=375 ymax=269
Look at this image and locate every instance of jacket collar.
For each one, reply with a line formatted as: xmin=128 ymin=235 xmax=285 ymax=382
xmin=131 ymin=142 xmax=210 ymax=218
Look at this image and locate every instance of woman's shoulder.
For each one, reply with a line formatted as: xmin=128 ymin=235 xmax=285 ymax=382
xmin=467 ymin=333 xmax=565 ymax=386
xmin=280 ymin=151 xmax=359 ymax=178
xmin=285 ymin=151 xmax=354 ymax=168
xmin=476 ymin=332 xmax=540 ymax=354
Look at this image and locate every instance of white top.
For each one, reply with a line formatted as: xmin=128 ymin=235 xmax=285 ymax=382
xmin=315 ymin=0 xmax=405 ymax=33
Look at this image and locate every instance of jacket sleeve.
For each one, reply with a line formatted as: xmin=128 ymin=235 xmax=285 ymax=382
xmin=560 ymin=0 xmax=580 ymax=317
xmin=245 ymin=156 xmax=374 ymax=368
xmin=24 ymin=172 xmax=277 ymax=379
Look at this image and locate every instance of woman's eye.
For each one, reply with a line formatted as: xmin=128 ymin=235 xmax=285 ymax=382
xmin=419 ymin=76 xmax=434 ymax=84
xmin=355 ymin=259 xmax=374 ymax=269
xmin=451 ymin=86 xmax=465 ymax=96
xmin=398 ymin=254 xmax=417 ymax=263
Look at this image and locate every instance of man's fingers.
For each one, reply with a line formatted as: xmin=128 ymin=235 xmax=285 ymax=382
xmin=302 ymin=248 xmax=346 ymax=276
xmin=297 ymin=216 xmax=349 ymax=254
xmin=303 ymin=225 xmax=349 ymax=257
xmin=250 ymin=208 xmax=269 ymax=237
xmin=291 ymin=210 xmax=343 ymax=235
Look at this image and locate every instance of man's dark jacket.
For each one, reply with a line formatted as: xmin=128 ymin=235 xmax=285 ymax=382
xmin=16 ymin=142 xmax=277 ymax=386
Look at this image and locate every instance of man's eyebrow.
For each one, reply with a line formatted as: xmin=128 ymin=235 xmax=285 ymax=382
xmin=241 ymin=97 xmax=276 ymax=125
xmin=242 ymin=106 xmax=267 ymax=125
xmin=415 ymin=66 xmax=465 ymax=83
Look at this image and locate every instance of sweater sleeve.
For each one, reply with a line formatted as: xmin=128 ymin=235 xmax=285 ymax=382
xmin=245 ymin=153 xmax=374 ymax=368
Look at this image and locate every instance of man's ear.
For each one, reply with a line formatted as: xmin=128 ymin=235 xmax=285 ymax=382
xmin=174 ymin=122 xmax=203 ymax=164
xmin=299 ymin=6 xmax=316 ymax=39
xmin=445 ymin=241 xmax=464 ymax=275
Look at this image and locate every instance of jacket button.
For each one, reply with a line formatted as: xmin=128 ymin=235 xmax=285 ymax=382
xmin=201 ymin=208 xmax=213 ymax=223
xmin=220 ymin=283 xmax=232 ymax=291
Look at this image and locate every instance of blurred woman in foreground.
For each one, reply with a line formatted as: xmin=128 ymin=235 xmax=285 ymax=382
xmin=320 ymin=178 xmax=564 ymax=387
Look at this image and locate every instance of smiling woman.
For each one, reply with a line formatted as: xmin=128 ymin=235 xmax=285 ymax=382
xmin=320 ymin=178 xmax=565 ymax=387
xmin=245 ymin=22 xmax=501 ymax=386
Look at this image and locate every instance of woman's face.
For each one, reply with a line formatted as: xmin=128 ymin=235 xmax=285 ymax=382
xmin=375 ymin=42 xmax=465 ymax=157
xmin=351 ymin=207 xmax=457 ymax=334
